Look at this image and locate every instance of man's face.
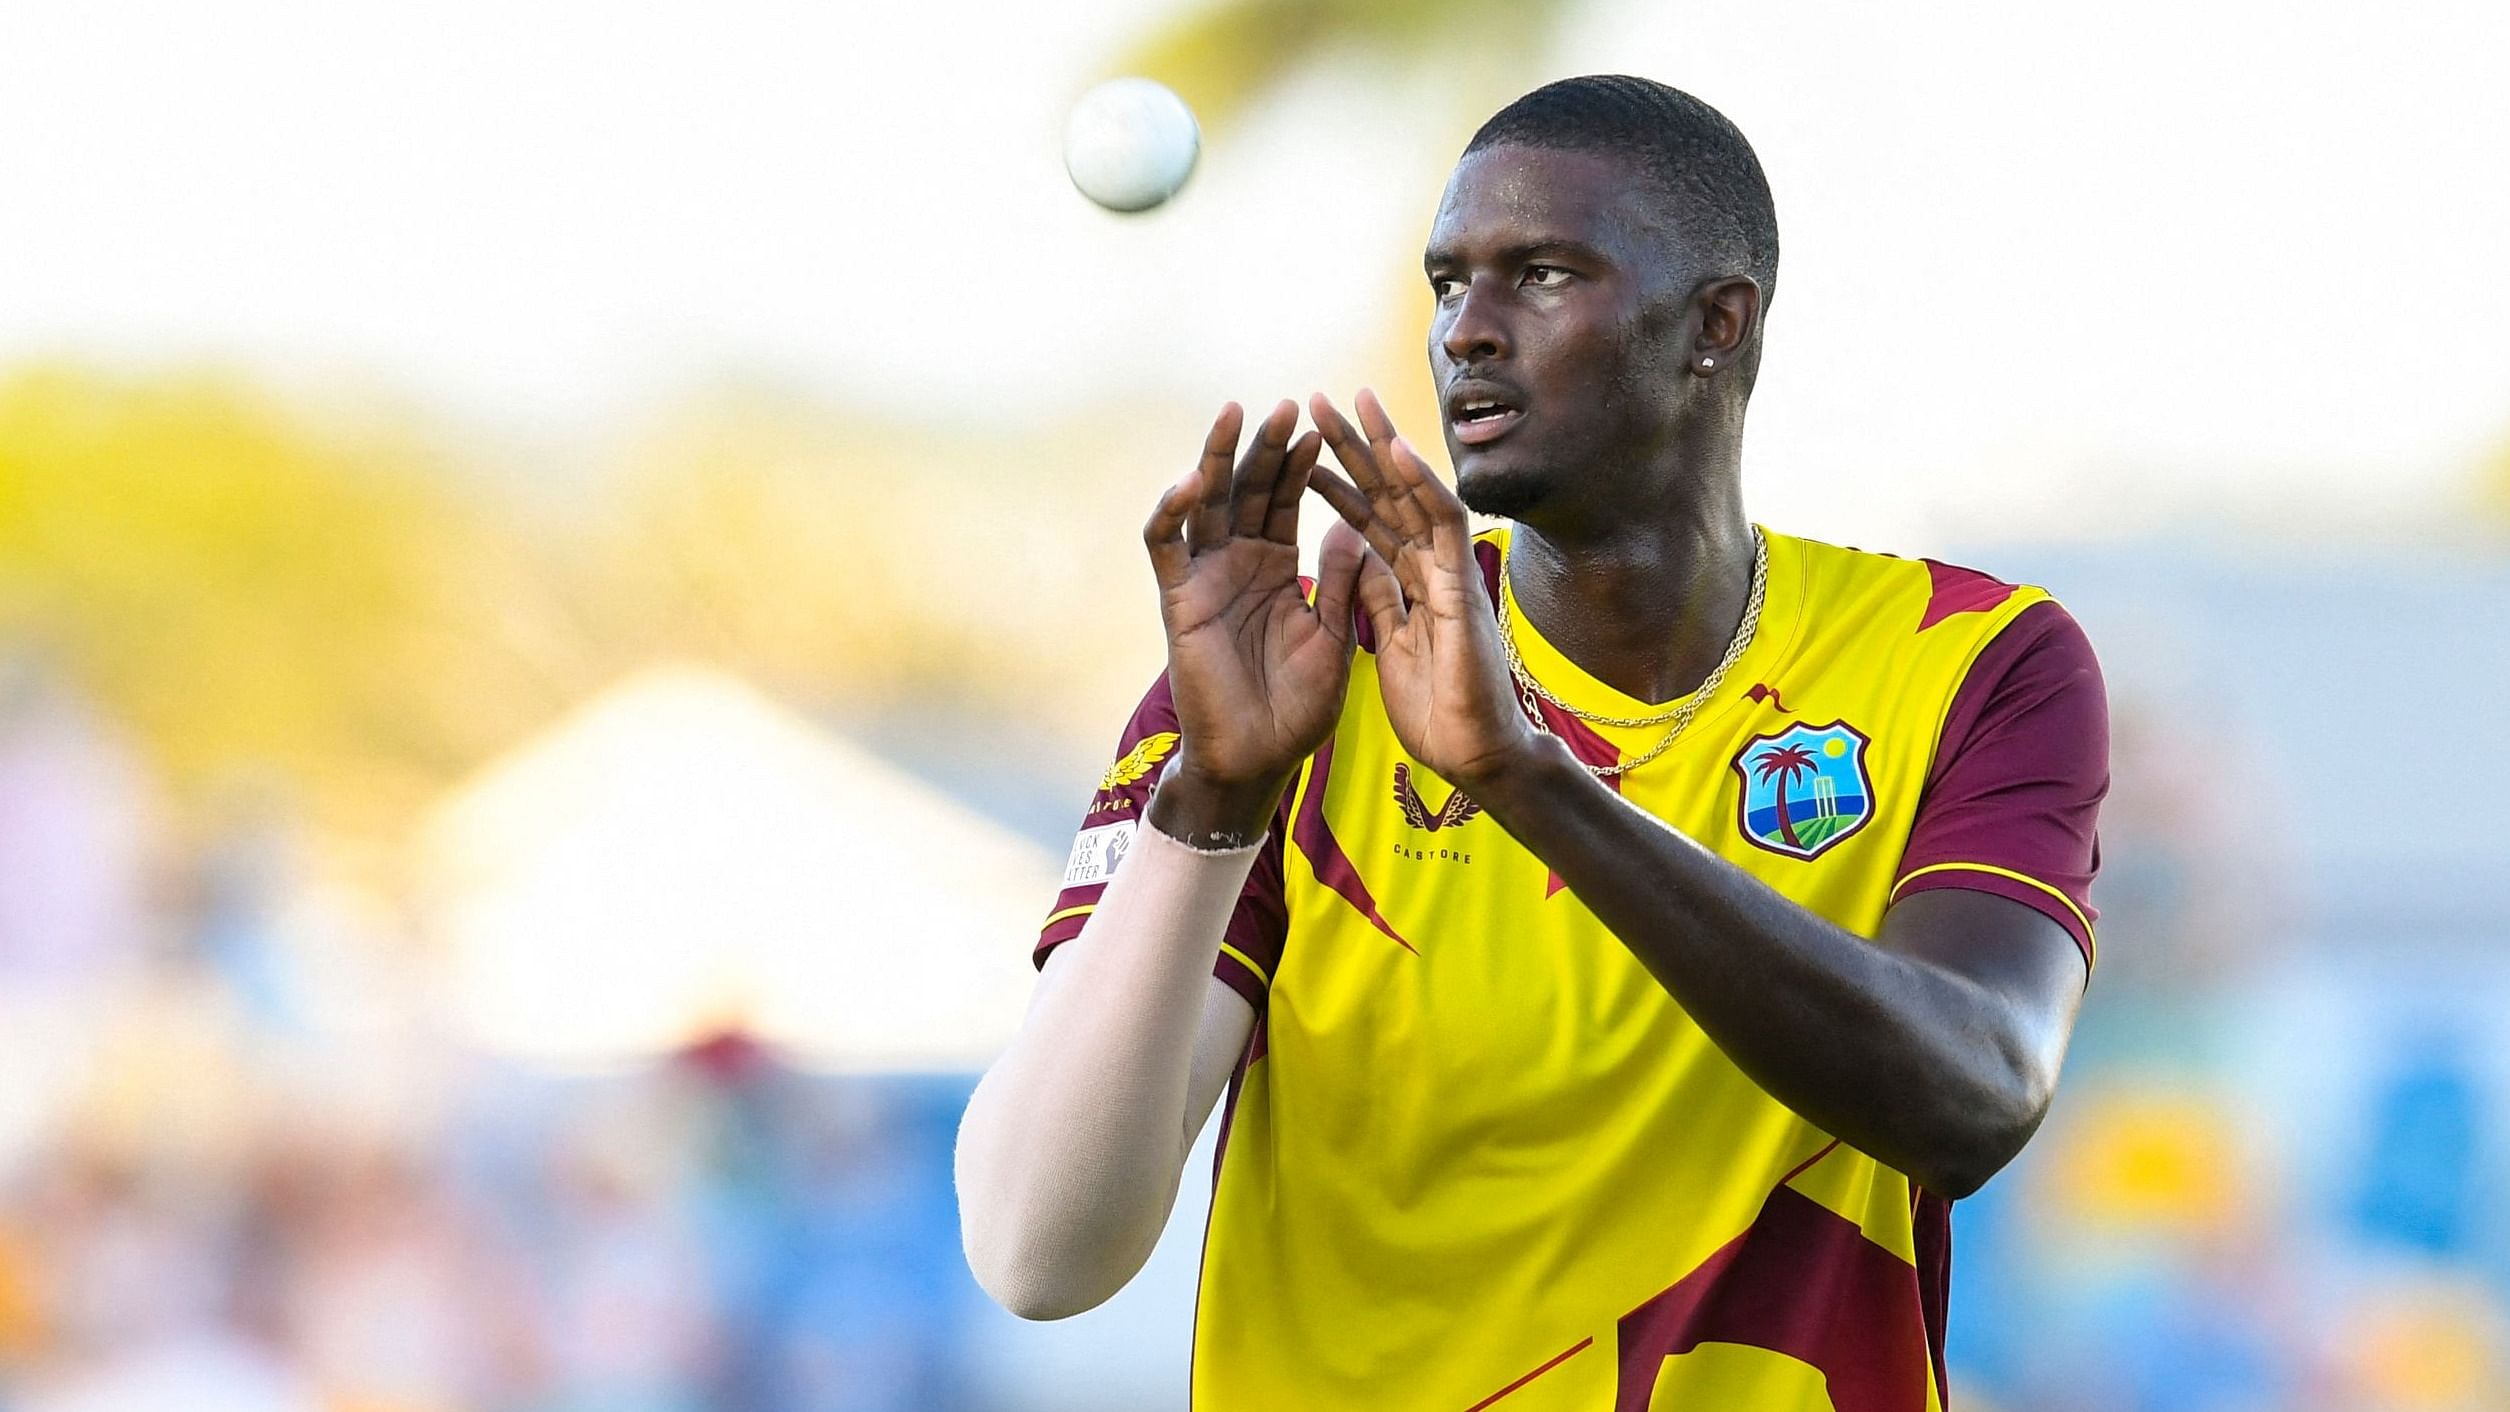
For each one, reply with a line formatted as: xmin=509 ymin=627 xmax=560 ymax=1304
xmin=1425 ymin=144 xmax=1695 ymax=523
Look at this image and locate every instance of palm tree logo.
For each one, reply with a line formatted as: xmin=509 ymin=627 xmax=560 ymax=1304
xmin=1751 ymin=743 xmax=1818 ymax=849
xmin=1731 ymin=720 xmax=1874 ymax=860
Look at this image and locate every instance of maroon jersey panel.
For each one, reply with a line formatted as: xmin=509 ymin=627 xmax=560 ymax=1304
xmin=1036 ymin=673 xmax=1290 ymax=1008
xmin=1896 ymin=600 xmax=2108 ymax=964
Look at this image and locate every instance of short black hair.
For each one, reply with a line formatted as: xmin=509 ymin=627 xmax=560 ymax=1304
xmin=1465 ymin=76 xmax=1779 ymax=306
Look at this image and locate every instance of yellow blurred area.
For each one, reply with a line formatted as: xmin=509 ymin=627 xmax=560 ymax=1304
xmin=2348 ymin=1278 xmax=2509 ymax=1408
xmin=2483 ymin=429 xmax=2510 ymax=525
xmin=0 ymin=1221 xmax=42 ymax=1363
xmin=589 ymin=392 xmax=1161 ymax=730
xmin=1113 ymin=0 xmax=1567 ymax=132
xmin=2044 ymin=1084 xmax=2248 ymax=1237
xmin=0 ymin=369 xmax=496 ymax=841
xmin=0 ymin=367 xmax=1188 ymax=857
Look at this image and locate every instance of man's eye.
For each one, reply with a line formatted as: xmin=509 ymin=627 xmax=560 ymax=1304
xmin=1523 ymin=265 xmax=1571 ymax=289
xmin=1430 ymin=276 xmax=1463 ymax=301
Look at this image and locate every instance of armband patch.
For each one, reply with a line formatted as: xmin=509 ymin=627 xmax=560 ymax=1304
xmin=1063 ymin=820 xmax=1139 ymax=887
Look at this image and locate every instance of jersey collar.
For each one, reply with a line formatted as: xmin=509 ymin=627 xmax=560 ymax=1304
xmin=1488 ymin=523 xmax=1806 ymax=748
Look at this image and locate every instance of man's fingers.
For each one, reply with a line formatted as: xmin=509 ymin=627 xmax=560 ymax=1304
xmin=1383 ymin=430 xmax=1453 ymax=497
xmin=1315 ymin=391 xmax=1426 ymax=547
xmin=1143 ymin=469 xmax=1199 ymax=592
xmin=1186 ymin=404 xmax=1245 ymax=554
xmin=1310 ymin=518 xmax=1368 ymax=645
xmin=1309 ymin=394 xmax=1390 ymax=500
xmin=1344 ymin=389 xmax=1431 ymax=542
xmin=1226 ymin=399 xmax=1300 ymax=540
xmin=1355 ymin=386 xmax=1401 ymax=447
xmin=1355 ymin=388 xmax=1419 ymax=502
xmin=1313 ymin=456 xmax=1429 ymax=605
xmin=1351 ymin=538 xmax=1409 ymax=645
xmin=1197 ymin=403 xmax=1244 ymax=484
xmin=1388 ymin=432 xmax=1471 ymax=562
xmin=1307 ymin=465 xmax=1406 ymax=568
xmin=1260 ymin=429 xmax=1321 ymax=545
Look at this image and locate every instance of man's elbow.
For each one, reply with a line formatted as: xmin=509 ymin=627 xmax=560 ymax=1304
xmin=1911 ymin=1070 xmax=2058 ymax=1201
xmin=955 ymin=1076 xmax=1173 ymax=1321
xmin=958 ymin=1146 xmax=1167 ymax=1319
xmin=1911 ymin=1152 xmax=2006 ymax=1203
xmin=969 ymin=1251 xmax=1112 ymax=1323
xmin=963 ymin=1216 xmax=1140 ymax=1321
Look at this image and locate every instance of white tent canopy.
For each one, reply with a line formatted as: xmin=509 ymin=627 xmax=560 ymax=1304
xmin=416 ymin=665 xmax=1048 ymax=1070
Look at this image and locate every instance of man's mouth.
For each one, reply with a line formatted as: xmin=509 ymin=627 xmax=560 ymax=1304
xmin=1448 ymin=395 xmax=1524 ymax=447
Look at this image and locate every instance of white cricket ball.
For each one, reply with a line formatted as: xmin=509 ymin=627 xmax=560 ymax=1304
xmin=1064 ymin=77 xmax=1201 ymax=213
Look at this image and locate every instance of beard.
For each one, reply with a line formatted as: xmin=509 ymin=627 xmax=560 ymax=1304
xmin=1456 ymin=448 xmax=1558 ymax=523
xmin=1457 ymin=467 xmax=1545 ymax=521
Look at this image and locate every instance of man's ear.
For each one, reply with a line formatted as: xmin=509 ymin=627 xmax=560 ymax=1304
xmin=1689 ymin=276 xmax=1762 ymax=375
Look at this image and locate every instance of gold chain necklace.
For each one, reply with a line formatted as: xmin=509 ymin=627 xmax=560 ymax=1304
xmin=1498 ymin=526 xmax=1768 ymax=778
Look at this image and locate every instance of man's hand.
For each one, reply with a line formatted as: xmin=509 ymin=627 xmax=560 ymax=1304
xmin=1307 ymin=389 xmax=1541 ymax=792
xmin=1143 ymin=400 xmax=1370 ymax=846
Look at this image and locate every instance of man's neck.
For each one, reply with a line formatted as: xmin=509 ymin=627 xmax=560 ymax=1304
xmin=1506 ymin=454 xmax=1755 ymax=707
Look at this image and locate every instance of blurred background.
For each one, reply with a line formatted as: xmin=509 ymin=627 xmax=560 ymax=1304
xmin=2 ymin=1 xmax=2508 ymax=1408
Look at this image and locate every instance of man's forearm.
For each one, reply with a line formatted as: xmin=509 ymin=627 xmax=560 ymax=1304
xmin=956 ymin=815 xmax=1259 ymax=1318
xmin=1464 ymin=736 xmax=2050 ymax=1195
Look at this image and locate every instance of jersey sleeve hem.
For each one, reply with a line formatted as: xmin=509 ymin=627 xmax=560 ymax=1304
xmin=1034 ymin=905 xmax=1094 ymax=968
xmin=1217 ymin=940 xmax=1273 ymax=991
xmin=1212 ymin=948 xmax=1269 ymax=1009
xmin=1891 ymin=861 xmax=2096 ymax=970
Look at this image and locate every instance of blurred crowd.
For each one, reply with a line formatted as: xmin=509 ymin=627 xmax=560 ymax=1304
xmin=0 ymin=1004 xmax=977 ymax=1412
xmin=0 ymin=667 xmax=978 ymax=1412
xmin=0 ymin=977 xmax=976 ymax=1412
xmin=1945 ymin=689 xmax=2510 ymax=1412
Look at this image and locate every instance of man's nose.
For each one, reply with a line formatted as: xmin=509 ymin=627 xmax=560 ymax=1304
xmin=1440 ymin=280 xmax=1511 ymax=365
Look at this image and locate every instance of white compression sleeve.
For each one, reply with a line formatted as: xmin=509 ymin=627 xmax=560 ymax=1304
xmin=956 ymin=821 xmax=1264 ymax=1320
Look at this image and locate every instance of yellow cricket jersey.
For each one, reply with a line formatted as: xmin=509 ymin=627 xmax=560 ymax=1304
xmin=1037 ymin=526 xmax=2107 ymax=1411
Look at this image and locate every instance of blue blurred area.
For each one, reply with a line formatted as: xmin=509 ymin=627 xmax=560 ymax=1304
xmin=1929 ymin=536 xmax=2510 ymax=1410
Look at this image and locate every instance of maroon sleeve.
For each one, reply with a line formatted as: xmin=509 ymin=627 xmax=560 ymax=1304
xmin=1034 ymin=674 xmax=1290 ymax=1008
xmin=1893 ymin=600 xmax=2108 ymax=967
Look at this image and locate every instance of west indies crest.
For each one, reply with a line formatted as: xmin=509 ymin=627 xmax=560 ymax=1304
xmin=1731 ymin=720 xmax=1873 ymax=860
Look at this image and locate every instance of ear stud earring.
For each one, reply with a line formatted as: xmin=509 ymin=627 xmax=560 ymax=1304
xmin=1700 ymin=357 xmax=1717 ymax=371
